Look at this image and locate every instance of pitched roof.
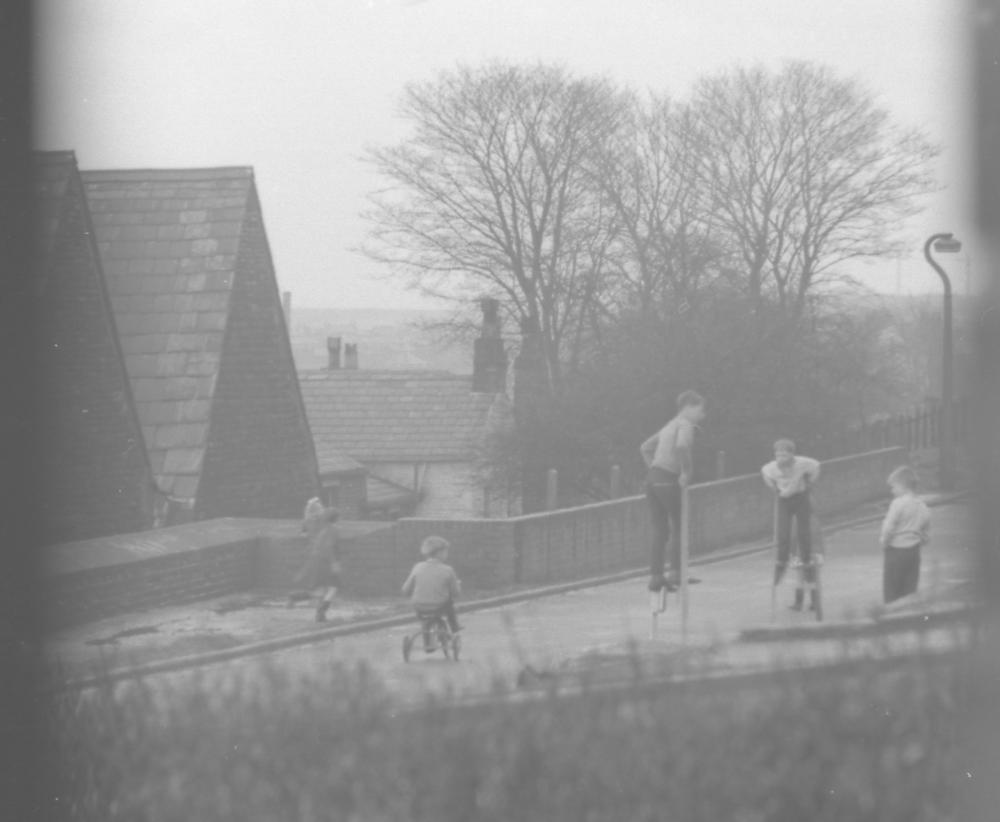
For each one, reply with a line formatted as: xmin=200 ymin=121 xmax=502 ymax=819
xmin=81 ymin=167 xmax=253 ymax=503
xmin=33 ymin=152 xmax=157 ymax=542
xmin=33 ymin=150 xmax=76 ymax=265
xmin=299 ymin=370 xmax=498 ymax=463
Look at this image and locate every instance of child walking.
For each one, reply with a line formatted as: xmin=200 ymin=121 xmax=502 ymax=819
xmin=290 ymin=500 xmax=342 ymax=622
xmin=401 ymin=536 xmax=462 ymax=648
xmin=761 ymin=439 xmax=821 ymax=610
xmin=880 ymin=466 xmax=931 ymax=604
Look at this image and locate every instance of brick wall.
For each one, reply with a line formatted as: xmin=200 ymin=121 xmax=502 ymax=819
xmin=42 ymin=519 xmax=271 ymax=629
xmin=513 ymin=496 xmax=651 ymax=585
xmin=35 ymin=157 xmax=154 ymax=545
xmin=196 ymin=182 xmax=321 ymax=520
xmin=685 ymin=447 xmax=906 ymax=557
xmin=396 ymin=518 xmax=518 ymax=591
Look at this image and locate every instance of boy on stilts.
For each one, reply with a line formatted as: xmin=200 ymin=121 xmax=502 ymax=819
xmin=761 ymin=439 xmax=821 ymax=611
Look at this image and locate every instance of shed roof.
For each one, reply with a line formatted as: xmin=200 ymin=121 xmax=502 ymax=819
xmin=81 ymin=167 xmax=253 ymax=502
xmin=299 ymin=370 xmax=498 ymax=463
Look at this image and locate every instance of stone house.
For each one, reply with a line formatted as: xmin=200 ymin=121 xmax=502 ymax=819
xmin=300 ymin=300 xmax=513 ymax=519
xmin=81 ymin=165 xmax=321 ymax=523
xmin=33 ymin=151 xmax=158 ymax=545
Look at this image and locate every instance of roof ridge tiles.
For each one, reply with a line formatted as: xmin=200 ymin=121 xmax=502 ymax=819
xmin=81 ymin=167 xmax=254 ymax=182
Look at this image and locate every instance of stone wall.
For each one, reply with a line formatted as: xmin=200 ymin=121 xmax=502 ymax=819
xmin=43 ymin=448 xmax=905 ymax=628
xmin=43 ymin=519 xmax=271 ymax=629
xmin=685 ymin=447 xmax=905 ymax=557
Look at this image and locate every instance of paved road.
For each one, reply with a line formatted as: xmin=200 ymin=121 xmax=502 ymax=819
xmin=146 ymin=503 xmax=974 ymax=703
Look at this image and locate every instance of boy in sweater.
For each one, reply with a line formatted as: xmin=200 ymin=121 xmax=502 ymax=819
xmin=761 ymin=439 xmax=821 ymax=608
xmin=880 ymin=466 xmax=931 ymax=603
xmin=402 ymin=536 xmax=462 ymax=646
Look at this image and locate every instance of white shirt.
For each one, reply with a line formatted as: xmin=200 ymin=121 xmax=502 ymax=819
xmin=761 ymin=456 xmax=820 ymax=498
xmin=880 ymin=493 xmax=931 ymax=549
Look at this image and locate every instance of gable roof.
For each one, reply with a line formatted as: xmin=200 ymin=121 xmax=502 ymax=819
xmin=34 ymin=150 xmax=75 ymax=267
xmin=299 ymin=370 xmax=498 ymax=463
xmin=81 ymin=167 xmax=253 ymax=503
xmin=33 ymin=151 xmax=156 ymax=542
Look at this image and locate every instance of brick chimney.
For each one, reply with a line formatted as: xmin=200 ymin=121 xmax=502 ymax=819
xmin=473 ymin=298 xmax=507 ymax=393
xmin=327 ymin=336 xmax=342 ymax=370
xmin=513 ymin=313 xmax=548 ymax=513
xmin=344 ymin=342 xmax=359 ymax=370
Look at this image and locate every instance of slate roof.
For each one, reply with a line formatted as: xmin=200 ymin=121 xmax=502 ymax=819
xmin=34 ymin=150 xmax=74 ymax=265
xmin=299 ymin=370 xmax=498 ymax=463
xmin=81 ymin=167 xmax=253 ymax=503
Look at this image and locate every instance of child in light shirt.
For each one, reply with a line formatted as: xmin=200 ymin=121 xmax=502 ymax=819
xmin=761 ymin=439 xmax=821 ymax=609
xmin=880 ymin=466 xmax=931 ymax=604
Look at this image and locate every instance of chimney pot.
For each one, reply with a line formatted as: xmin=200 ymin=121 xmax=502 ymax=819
xmin=473 ymin=299 xmax=507 ymax=393
xmin=344 ymin=343 xmax=359 ymax=370
xmin=327 ymin=336 xmax=342 ymax=370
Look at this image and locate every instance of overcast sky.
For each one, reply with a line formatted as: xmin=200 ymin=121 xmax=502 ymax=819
xmin=35 ymin=0 xmax=976 ymax=309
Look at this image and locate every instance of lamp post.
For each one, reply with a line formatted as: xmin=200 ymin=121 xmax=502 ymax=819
xmin=923 ymin=232 xmax=962 ymax=490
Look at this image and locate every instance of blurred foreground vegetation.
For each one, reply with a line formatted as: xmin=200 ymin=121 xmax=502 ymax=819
xmin=40 ymin=645 xmax=981 ymax=822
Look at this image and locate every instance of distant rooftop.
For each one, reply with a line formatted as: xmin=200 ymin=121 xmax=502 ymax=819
xmin=300 ymin=369 xmax=500 ymax=463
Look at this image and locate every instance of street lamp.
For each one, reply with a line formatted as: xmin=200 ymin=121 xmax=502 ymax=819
xmin=923 ymin=232 xmax=962 ymax=490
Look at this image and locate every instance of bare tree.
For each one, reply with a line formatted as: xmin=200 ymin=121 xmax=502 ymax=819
xmin=362 ymin=62 xmax=626 ymax=392
xmin=687 ymin=62 xmax=939 ymax=319
xmin=591 ymin=93 xmax=727 ymax=323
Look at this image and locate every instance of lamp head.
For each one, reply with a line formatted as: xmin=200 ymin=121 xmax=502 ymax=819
xmin=933 ymin=234 xmax=962 ymax=253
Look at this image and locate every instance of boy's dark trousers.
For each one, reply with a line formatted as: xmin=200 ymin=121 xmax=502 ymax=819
xmin=883 ymin=546 xmax=921 ymax=603
xmin=646 ymin=470 xmax=682 ymax=585
xmin=775 ymin=491 xmax=813 ymax=577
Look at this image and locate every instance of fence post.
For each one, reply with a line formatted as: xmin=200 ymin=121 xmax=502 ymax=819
xmin=609 ymin=465 xmax=622 ymax=499
xmin=715 ymin=451 xmax=726 ymax=480
xmin=545 ymin=469 xmax=559 ymax=511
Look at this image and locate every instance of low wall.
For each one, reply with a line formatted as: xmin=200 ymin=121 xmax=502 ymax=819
xmin=685 ymin=447 xmax=905 ymax=557
xmin=42 ymin=448 xmax=905 ymax=628
xmin=513 ymin=496 xmax=651 ymax=585
xmin=42 ymin=519 xmax=274 ymax=629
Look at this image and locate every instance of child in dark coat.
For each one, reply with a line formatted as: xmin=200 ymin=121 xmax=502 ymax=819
xmin=291 ymin=501 xmax=342 ymax=622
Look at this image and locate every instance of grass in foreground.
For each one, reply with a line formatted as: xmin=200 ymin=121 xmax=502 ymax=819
xmin=40 ymin=644 xmax=982 ymax=822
